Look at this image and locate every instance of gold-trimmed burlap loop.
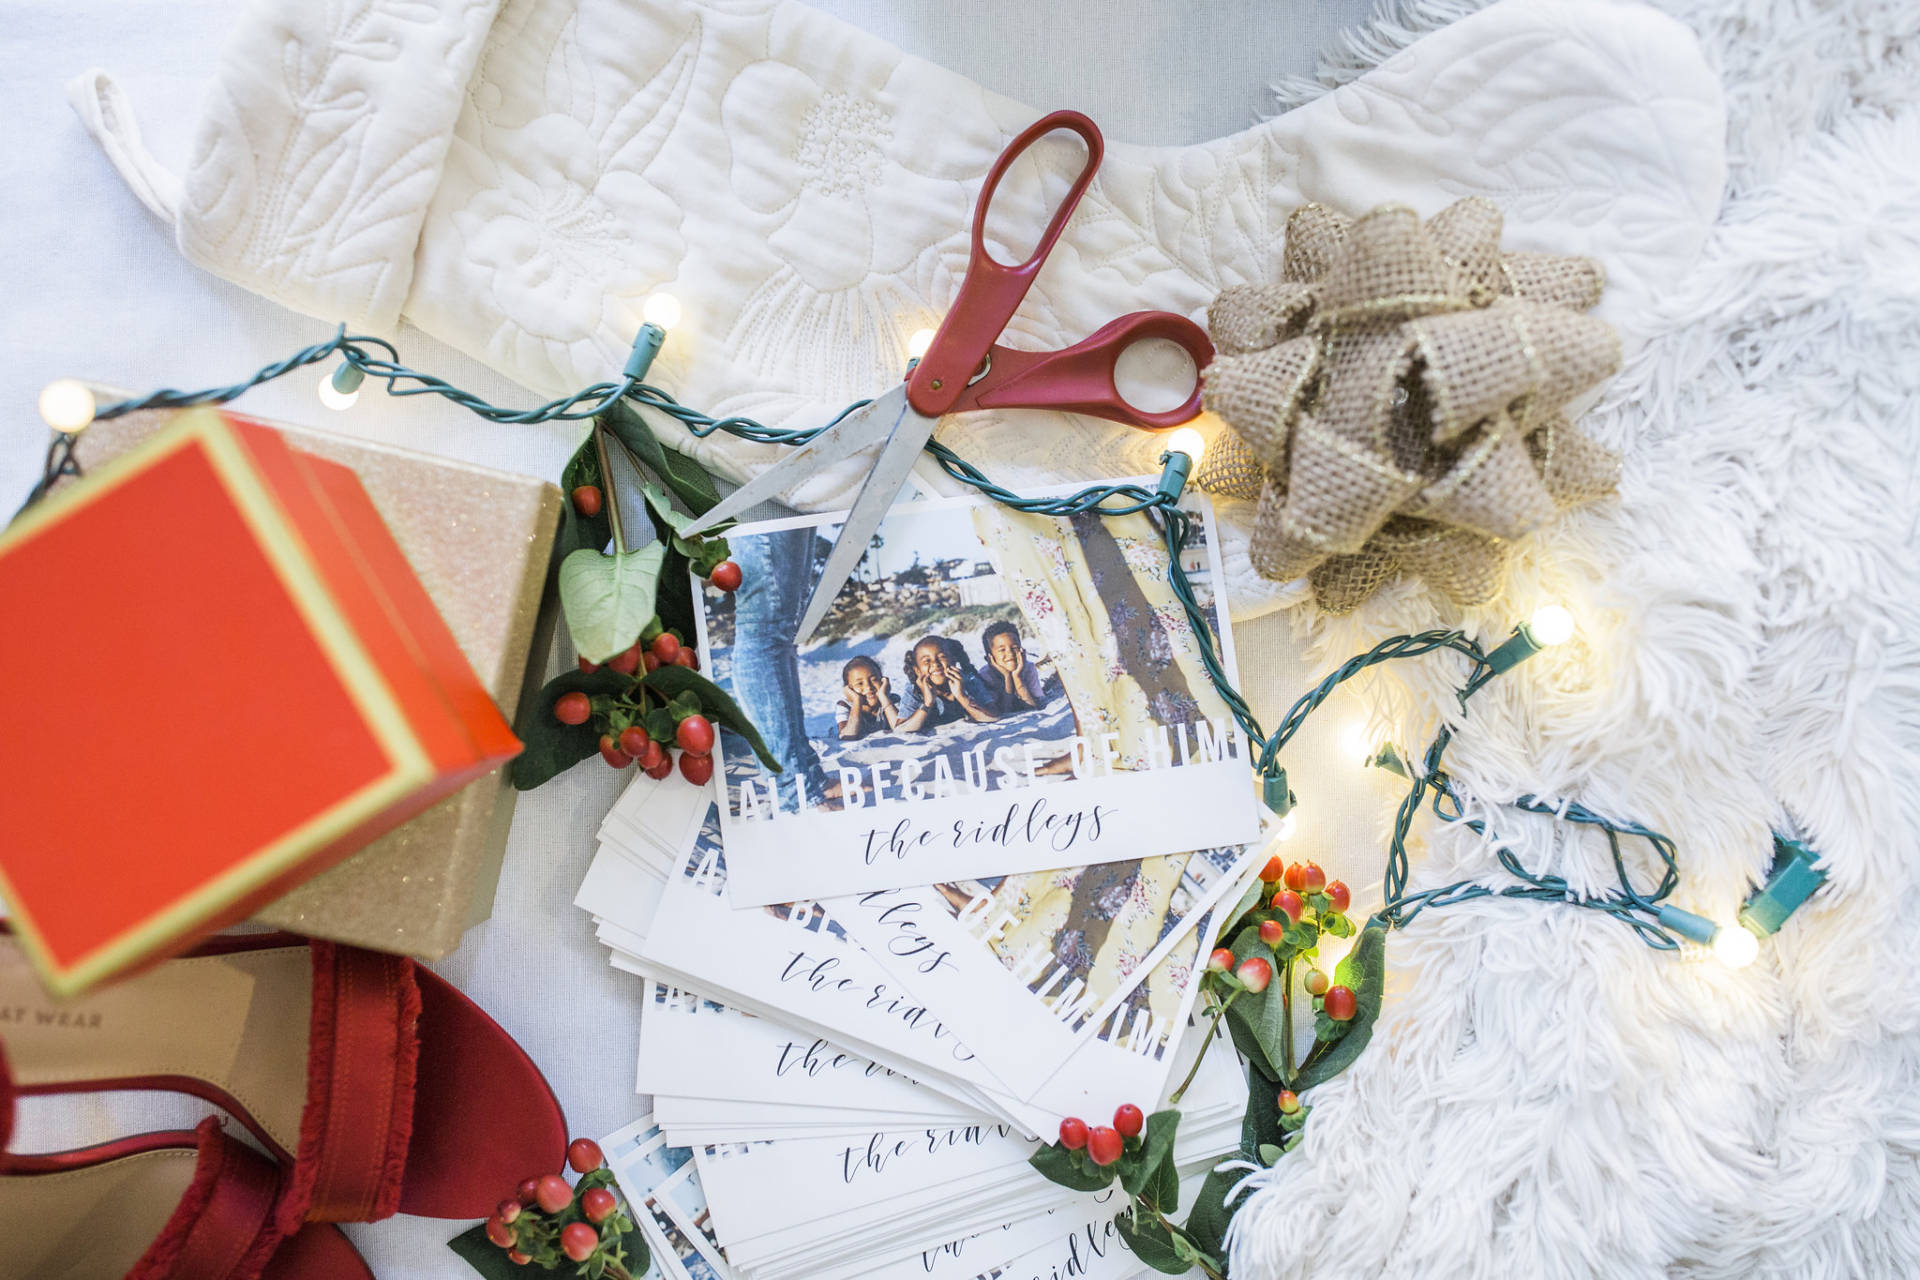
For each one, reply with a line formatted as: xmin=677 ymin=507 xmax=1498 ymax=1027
xmin=1197 ymin=196 xmax=1623 ymax=614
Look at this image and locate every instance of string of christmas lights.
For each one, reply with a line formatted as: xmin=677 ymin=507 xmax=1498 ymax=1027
xmin=19 ymin=299 xmax=1822 ymax=960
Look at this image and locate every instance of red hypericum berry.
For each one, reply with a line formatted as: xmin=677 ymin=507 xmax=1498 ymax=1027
xmin=1113 ymin=1104 xmax=1144 ymax=1138
xmin=561 ymin=1222 xmax=599 ymax=1263
xmin=1258 ymin=855 xmax=1285 ymax=883
xmin=642 ymin=652 xmax=662 ymax=673
xmin=578 ymin=656 xmax=600 ymax=674
xmin=571 ymin=485 xmax=603 ymax=517
xmin=618 ymin=727 xmax=650 ymax=758
xmin=1325 ymin=880 xmax=1351 ymax=912
xmin=679 ymin=751 xmax=714 ymax=786
xmin=1207 ymin=948 xmax=1234 ymax=973
xmin=1058 ymin=1116 xmax=1089 ymax=1150
xmin=644 ymin=752 xmax=674 ymax=780
xmin=507 ymin=1251 xmax=530 ymax=1267
xmin=534 ymin=1174 xmax=573 ymax=1215
xmin=676 ymin=714 xmax=715 ymax=755
xmin=650 ymin=633 xmax=682 ymax=664
xmin=1087 ymin=1126 xmax=1124 ymax=1166
xmin=1235 ymin=956 xmax=1273 ymax=993
xmin=496 ymin=1199 xmax=522 ymax=1226
xmin=709 ymin=561 xmax=743 ymax=592
xmin=1277 ymin=1089 xmax=1301 ymax=1115
xmin=1324 ymin=985 xmax=1357 ymax=1021
xmin=485 ymin=1216 xmax=516 ymax=1249
xmin=1283 ymin=862 xmax=1308 ymax=892
xmin=1258 ymin=919 xmax=1285 ymax=946
xmin=599 ymin=735 xmax=633 ymax=768
xmin=1271 ymin=890 xmax=1305 ymax=923
xmin=568 ymin=1138 xmax=605 ymax=1173
xmin=553 ymin=692 xmax=591 ymax=726
xmin=1304 ymin=969 xmax=1330 ymax=997
xmin=582 ymin=1186 xmax=618 ymax=1225
xmin=607 ymin=643 xmax=642 ymax=676
xmin=635 ymin=738 xmax=665 ymax=770
xmin=1301 ymin=862 xmax=1327 ymax=893
xmin=515 ymin=1177 xmax=541 ymax=1207
xmin=674 ymin=648 xmax=699 ymax=669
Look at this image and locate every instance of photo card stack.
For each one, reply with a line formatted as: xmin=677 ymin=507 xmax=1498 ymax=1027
xmin=577 ymin=774 xmax=1260 ymax=1280
xmin=571 ymin=482 xmax=1285 ymax=1280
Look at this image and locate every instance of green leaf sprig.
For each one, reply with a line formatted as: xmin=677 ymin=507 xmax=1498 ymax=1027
xmin=448 ymin=1165 xmax=648 ymax=1280
xmin=1031 ymin=857 xmax=1391 ymax=1277
xmin=514 ymin=411 xmax=774 ymax=790
xmin=511 ymin=633 xmax=780 ymax=789
xmin=1028 ymin=1111 xmax=1223 ymax=1279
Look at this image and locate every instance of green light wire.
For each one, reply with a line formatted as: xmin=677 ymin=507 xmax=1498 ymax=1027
xmin=64 ymin=328 xmax=1683 ymax=949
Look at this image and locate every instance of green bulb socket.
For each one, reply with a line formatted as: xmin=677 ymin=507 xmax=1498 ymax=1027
xmin=1370 ymin=744 xmax=1410 ymax=778
xmin=1261 ymin=770 xmax=1295 ymax=817
xmin=623 ymin=323 xmax=667 ymax=381
xmin=1156 ymin=449 xmax=1194 ymax=503
xmin=1656 ymin=905 xmax=1718 ymax=946
xmin=1738 ymin=834 xmax=1828 ymax=937
xmin=1479 ymin=623 xmax=1545 ymax=678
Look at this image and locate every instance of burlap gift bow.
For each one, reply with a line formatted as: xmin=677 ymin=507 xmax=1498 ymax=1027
xmin=1196 ymin=198 xmax=1623 ymax=614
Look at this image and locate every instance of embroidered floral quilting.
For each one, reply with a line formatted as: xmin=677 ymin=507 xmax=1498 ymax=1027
xmin=451 ymin=114 xmax=683 ymax=348
xmin=720 ymin=58 xmax=972 ymax=294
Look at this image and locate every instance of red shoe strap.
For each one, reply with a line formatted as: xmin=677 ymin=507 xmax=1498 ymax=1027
xmin=130 ymin=1119 xmax=289 ymax=1280
xmin=281 ymin=943 xmax=421 ymax=1227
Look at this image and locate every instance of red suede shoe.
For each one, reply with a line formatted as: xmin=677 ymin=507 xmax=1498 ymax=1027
xmin=0 ymin=932 xmax=565 ymax=1223
xmin=0 ymin=1047 xmax=371 ymax=1280
xmin=1 ymin=1120 xmax=375 ymax=1280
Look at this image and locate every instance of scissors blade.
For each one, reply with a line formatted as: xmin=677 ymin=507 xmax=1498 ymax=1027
xmin=793 ymin=398 xmax=942 ymax=644
xmin=681 ymin=386 xmax=912 ymax=537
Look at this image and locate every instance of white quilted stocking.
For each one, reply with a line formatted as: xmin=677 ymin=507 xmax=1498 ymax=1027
xmin=72 ymin=0 xmax=1725 ymax=618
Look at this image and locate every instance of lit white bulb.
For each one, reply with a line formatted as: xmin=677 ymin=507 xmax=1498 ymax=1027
xmin=1528 ymin=603 xmax=1575 ymax=647
xmin=1164 ymin=426 xmax=1207 ymax=465
xmin=643 ymin=292 xmax=682 ymax=331
xmin=1339 ymin=720 xmax=1373 ymax=764
xmin=317 ymin=379 xmax=359 ymax=411
xmin=38 ymin=379 xmax=96 ymax=433
xmin=1271 ymin=812 xmax=1297 ymax=842
xmin=907 ymin=328 xmax=937 ymax=361
xmin=1712 ymin=922 xmax=1760 ymax=969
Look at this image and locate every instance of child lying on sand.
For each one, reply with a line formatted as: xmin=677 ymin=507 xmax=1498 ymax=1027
xmin=837 ymin=655 xmax=903 ymax=741
xmin=897 ymin=636 xmax=998 ymax=734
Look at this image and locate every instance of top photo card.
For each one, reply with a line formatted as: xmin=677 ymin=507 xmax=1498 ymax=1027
xmin=692 ymin=485 xmax=1263 ymax=906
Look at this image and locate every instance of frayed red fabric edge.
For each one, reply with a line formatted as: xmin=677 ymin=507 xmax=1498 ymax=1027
xmin=277 ymin=942 xmax=421 ymax=1231
xmin=123 ymin=1118 xmax=228 ymax=1280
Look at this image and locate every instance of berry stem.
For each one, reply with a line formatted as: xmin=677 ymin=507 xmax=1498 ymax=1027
xmin=592 ymin=422 xmax=627 ymax=556
xmin=1169 ymin=990 xmax=1235 ymax=1105
xmin=1137 ymin=1201 xmax=1227 ymax=1280
xmin=1280 ymin=954 xmax=1295 ymax=1084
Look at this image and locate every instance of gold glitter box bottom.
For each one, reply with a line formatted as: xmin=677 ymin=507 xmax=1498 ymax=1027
xmin=70 ymin=410 xmax=561 ymax=959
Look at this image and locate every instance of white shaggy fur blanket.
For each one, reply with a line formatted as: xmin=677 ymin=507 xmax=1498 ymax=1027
xmin=1223 ymin=2 xmax=1920 ymax=1277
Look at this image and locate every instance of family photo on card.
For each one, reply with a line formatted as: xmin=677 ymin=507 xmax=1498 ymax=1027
xmin=694 ymin=487 xmax=1265 ymax=905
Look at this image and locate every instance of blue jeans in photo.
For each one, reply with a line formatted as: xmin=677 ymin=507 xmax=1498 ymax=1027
xmin=729 ymin=529 xmax=834 ymax=811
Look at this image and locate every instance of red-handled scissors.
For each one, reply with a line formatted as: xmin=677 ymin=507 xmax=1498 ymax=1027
xmin=683 ymin=109 xmax=1215 ymax=642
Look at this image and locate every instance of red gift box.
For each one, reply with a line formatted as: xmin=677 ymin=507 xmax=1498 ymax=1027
xmin=0 ymin=409 xmax=521 ymax=994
